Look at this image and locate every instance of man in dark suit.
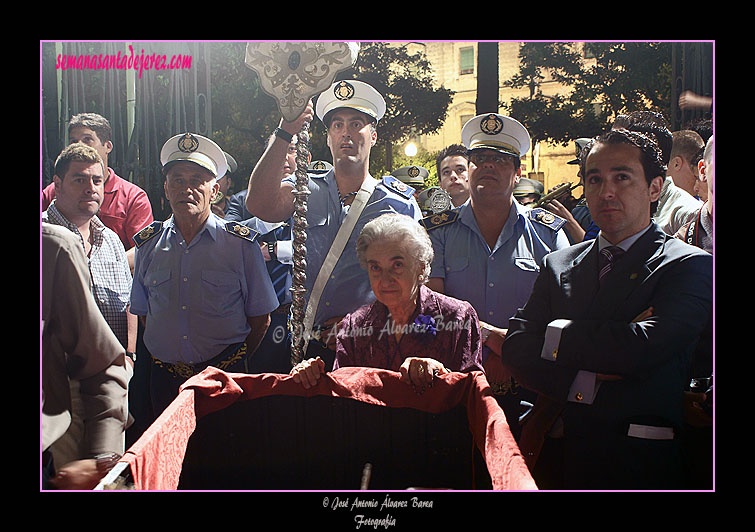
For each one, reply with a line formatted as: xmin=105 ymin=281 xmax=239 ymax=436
xmin=500 ymin=128 xmax=713 ymax=490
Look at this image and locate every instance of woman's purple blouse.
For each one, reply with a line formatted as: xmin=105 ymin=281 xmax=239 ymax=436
xmin=334 ymin=284 xmax=484 ymax=373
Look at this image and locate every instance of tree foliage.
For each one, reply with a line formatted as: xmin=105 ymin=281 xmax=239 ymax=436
xmin=502 ymin=42 xmax=673 ymax=146
xmin=342 ymin=42 xmax=454 ymax=176
xmin=42 ymin=41 xmax=452 ymax=198
xmin=211 ymin=42 xmax=454 ymax=185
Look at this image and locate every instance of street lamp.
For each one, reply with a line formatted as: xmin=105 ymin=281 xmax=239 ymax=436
xmin=404 ymin=142 xmax=418 ymax=158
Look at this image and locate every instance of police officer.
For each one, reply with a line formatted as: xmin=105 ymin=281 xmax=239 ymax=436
xmin=210 ymin=151 xmax=238 ymax=218
xmin=246 ymin=80 xmax=422 ymax=371
xmin=309 ymin=160 xmax=333 ymax=175
xmin=130 ymin=133 xmax=280 ymax=421
xmin=231 ymin=132 xmax=304 ymax=375
xmin=436 ymin=143 xmax=471 ymax=208
xmin=417 ymin=186 xmax=453 ymax=217
xmin=392 ymin=164 xmax=428 ymax=201
xmin=422 ymin=113 xmax=570 ymax=439
xmin=552 ymin=137 xmax=600 ymax=243
xmin=513 ymin=177 xmax=544 ymax=206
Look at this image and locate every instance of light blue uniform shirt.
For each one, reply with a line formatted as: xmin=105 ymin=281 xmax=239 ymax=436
xmin=282 ymin=169 xmax=422 ymax=326
xmin=130 ymin=213 xmax=279 ymax=364
xmin=428 ymin=200 xmax=570 ymax=337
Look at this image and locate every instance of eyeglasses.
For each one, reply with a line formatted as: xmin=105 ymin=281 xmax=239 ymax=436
xmin=469 ymin=151 xmax=516 ymax=166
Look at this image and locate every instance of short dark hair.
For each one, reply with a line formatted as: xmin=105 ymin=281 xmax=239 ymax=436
xmin=671 ymin=130 xmax=705 ymax=165
xmin=612 ymin=111 xmax=672 ymax=166
xmin=54 ymin=143 xmax=105 ymax=180
xmin=435 ymin=144 xmax=468 ymax=176
xmin=68 ymin=113 xmax=112 ymax=144
xmin=687 ymin=118 xmax=713 ymax=143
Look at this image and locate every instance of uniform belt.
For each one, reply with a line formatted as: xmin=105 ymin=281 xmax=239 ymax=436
xmin=152 ymin=342 xmax=248 ymax=379
xmin=627 ymin=423 xmax=675 ymax=440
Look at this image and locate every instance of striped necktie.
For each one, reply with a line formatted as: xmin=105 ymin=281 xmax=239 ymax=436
xmin=599 ymin=246 xmax=625 ymax=283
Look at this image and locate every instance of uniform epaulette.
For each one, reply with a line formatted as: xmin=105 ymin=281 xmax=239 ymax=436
xmin=528 ymin=207 xmax=566 ymax=232
xmin=225 ymin=221 xmax=260 ymax=242
xmin=420 ymin=209 xmax=459 ymax=231
xmin=381 ymin=174 xmax=415 ymax=200
xmin=132 ymin=221 xmax=164 ymax=248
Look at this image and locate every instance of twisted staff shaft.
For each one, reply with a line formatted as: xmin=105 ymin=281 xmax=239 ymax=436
xmin=289 ymin=121 xmax=311 ymax=364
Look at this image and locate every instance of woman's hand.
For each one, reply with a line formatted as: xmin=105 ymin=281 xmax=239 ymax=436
xmin=400 ymin=357 xmax=449 ymax=393
xmin=290 ymin=357 xmax=325 ymax=389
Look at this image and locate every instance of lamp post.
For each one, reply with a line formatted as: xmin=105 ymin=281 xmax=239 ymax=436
xmin=404 ymin=141 xmax=417 ymax=163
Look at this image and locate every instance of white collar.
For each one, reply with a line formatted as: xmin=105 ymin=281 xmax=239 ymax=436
xmin=598 ymin=223 xmax=652 ymax=252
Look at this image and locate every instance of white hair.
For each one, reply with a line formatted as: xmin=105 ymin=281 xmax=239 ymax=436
xmin=356 ymin=213 xmax=433 ymax=280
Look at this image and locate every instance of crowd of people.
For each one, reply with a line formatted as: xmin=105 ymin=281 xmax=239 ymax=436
xmin=41 ymin=78 xmax=714 ymax=491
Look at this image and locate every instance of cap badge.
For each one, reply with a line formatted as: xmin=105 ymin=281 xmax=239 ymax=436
xmin=177 ymin=133 xmax=199 ymax=153
xmin=408 ymin=166 xmax=420 ymax=178
xmin=334 ymin=80 xmax=355 ymax=101
xmin=429 ymin=188 xmax=452 ymax=213
xmin=480 ymin=114 xmax=504 ymax=135
xmin=313 ymin=161 xmax=327 ymax=170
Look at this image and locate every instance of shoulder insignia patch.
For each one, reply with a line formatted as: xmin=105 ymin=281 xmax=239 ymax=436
xmin=225 ymin=221 xmax=260 ymax=242
xmin=420 ymin=209 xmax=459 ymax=231
xmin=528 ymin=207 xmax=566 ymax=232
xmin=132 ymin=221 xmax=164 ymax=248
xmin=381 ymin=175 xmax=415 ymax=200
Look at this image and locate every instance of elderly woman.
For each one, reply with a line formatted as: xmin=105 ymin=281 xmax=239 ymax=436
xmin=291 ymin=213 xmax=484 ymax=391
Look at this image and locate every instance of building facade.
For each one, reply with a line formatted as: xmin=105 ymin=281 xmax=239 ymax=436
xmin=403 ymin=41 xmax=588 ymax=193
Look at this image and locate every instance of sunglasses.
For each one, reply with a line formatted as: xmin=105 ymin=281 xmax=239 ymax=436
xmin=469 ymin=151 xmax=517 ymax=166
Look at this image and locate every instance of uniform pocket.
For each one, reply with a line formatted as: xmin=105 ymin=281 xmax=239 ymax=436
xmin=145 ymin=269 xmax=171 ymax=310
xmin=201 ymin=270 xmax=241 ymax=315
xmin=446 ymin=254 xmax=470 ymax=273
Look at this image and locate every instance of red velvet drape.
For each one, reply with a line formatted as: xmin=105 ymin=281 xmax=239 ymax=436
xmin=123 ymin=366 xmax=537 ymax=491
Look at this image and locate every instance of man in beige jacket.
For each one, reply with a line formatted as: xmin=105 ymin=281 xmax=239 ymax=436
xmin=42 ymin=223 xmax=130 ymax=490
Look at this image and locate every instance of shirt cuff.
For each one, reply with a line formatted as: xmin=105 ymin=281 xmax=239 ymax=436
xmin=567 ymin=371 xmax=601 ymax=404
xmin=540 ymin=319 xmax=571 ymax=362
xmin=276 ymin=240 xmax=293 ymax=264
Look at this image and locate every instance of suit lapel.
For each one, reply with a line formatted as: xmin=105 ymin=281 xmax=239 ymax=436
xmin=560 ymin=241 xmax=600 ymax=318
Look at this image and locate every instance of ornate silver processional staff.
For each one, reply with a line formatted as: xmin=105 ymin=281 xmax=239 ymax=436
xmin=244 ymin=42 xmax=360 ymax=365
